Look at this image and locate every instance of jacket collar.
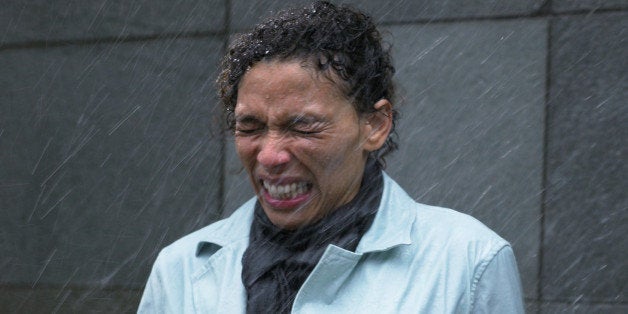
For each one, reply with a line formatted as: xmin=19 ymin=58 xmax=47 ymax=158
xmin=355 ymin=172 xmax=415 ymax=253
xmin=195 ymin=172 xmax=416 ymax=257
xmin=195 ymin=198 xmax=256 ymax=256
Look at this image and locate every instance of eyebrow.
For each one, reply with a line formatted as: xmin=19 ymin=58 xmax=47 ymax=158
xmin=234 ymin=115 xmax=261 ymax=124
xmin=287 ymin=115 xmax=326 ymax=125
xmin=234 ymin=113 xmax=328 ymax=128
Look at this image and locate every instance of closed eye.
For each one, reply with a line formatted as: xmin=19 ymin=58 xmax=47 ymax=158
xmin=235 ymin=128 xmax=261 ymax=134
xmin=235 ymin=115 xmax=265 ymax=135
xmin=293 ymin=129 xmax=319 ymax=135
xmin=288 ymin=116 xmax=325 ymax=135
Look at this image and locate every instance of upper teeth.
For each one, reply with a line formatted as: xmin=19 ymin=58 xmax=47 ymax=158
xmin=263 ymin=181 xmax=308 ymax=199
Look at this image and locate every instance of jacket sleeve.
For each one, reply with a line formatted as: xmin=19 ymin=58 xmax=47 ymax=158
xmin=137 ymin=253 xmax=166 ymax=313
xmin=471 ymin=245 xmax=525 ymax=314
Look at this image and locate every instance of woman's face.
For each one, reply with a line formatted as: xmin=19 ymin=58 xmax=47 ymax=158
xmin=234 ymin=60 xmax=377 ymax=229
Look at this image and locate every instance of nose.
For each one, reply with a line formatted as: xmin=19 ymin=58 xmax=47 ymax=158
xmin=257 ymin=134 xmax=291 ymax=171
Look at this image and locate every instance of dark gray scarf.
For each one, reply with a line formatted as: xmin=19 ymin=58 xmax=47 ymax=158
xmin=241 ymin=160 xmax=383 ymax=313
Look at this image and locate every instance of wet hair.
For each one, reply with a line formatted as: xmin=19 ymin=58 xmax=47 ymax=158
xmin=218 ymin=0 xmax=398 ymax=166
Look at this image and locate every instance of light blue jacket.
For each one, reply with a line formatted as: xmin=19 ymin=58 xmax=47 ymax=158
xmin=139 ymin=173 xmax=524 ymax=313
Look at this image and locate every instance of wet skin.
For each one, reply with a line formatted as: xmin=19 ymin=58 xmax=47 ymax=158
xmin=234 ymin=60 xmax=391 ymax=230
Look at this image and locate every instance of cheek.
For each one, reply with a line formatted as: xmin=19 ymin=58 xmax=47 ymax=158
xmin=301 ymin=137 xmax=360 ymax=173
xmin=235 ymin=138 xmax=256 ymax=163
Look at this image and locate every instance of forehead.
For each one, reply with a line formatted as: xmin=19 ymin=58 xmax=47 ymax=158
xmin=235 ymin=60 xmax=351 ymax=115
xmin=242 ymin=59 xmax=347 ymax=94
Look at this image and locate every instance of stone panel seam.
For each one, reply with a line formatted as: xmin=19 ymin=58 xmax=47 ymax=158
xmin=540 ymin=300 xmax=628 ymax=306
xmin=0 ymin=31 xmax=225 ymax=52
xmin=551 ymin=5 xmax=628 ymax=15
xmin=217 ymin=0 xmax=231 ymax=219
xmin=375 ymin=7 xmax=626 ymax=28
xmin=538 ymin=15 xmax=553 ymax=309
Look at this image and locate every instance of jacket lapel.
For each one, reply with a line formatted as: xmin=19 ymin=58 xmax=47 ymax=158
xmin=293 ymin=245 xmax=362 ymax=307
xmin=191 ymin=198 xmax=256 ymax=313
xmin=191 ymin=244 xmax=248 ymax=313
xmin=293 ymin=173 xmax=416 ymax=309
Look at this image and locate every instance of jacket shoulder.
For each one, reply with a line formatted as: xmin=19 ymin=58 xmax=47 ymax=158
xmin=384 ymin=174 xmax=507 ymax=247
xmin=383 ymin=176 xmax=508 ymax=260
xmin=418 ymin=203 xmax=506 ymax=242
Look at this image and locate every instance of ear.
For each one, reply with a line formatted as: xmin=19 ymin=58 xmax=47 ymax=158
xmin=362 ymin=99 xmax=393 ymax=152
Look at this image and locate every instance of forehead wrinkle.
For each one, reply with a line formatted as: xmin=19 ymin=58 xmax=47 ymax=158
xmin=247 ymin=59 xmax=348 ymax=101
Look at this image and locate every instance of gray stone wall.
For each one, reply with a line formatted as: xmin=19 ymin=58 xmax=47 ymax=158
xmin=1 ymin=1 xmax=625 ymax=312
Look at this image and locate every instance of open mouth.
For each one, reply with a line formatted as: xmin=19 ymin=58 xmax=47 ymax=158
xmin=262 ymin=180 xmax=311 ymax=200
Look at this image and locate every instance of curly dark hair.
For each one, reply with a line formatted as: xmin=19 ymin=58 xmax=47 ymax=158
xmin=218 ymin=1 xmax=398 ymax=166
